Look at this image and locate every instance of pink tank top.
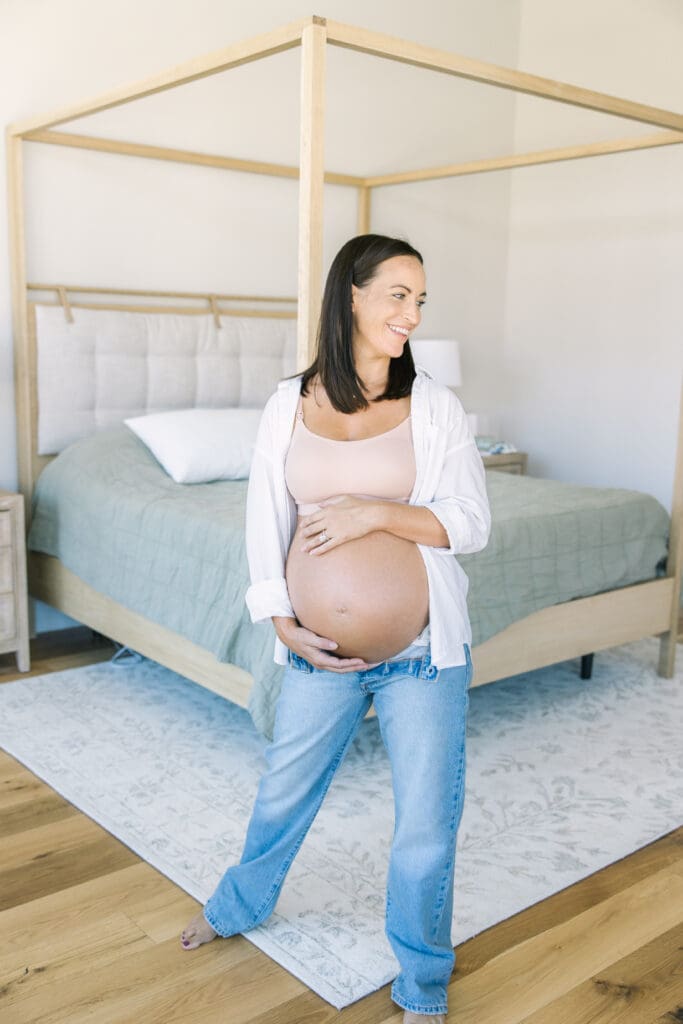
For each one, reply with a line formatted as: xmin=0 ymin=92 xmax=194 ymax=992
xmin=285 ymin=395 xmax=416 ymax=515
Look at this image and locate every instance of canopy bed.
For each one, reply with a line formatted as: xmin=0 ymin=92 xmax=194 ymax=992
xmin=7 ymin=16 xmax=682 ymax=737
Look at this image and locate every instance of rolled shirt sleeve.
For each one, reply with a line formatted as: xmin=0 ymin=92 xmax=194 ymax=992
xmin=424 ymin=439 xmax=491 ymax=555
xmin=244 ymin=394 xmax=296 ymax=624
xmin=417 ymin=390 xmax=492 ymax=556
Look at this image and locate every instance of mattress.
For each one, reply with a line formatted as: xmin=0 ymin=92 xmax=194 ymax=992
xmin=28 ymin=428 xmax=670 ymax=738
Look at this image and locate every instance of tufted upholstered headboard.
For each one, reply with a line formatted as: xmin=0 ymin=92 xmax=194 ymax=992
xmin=20 ymin=295 xmax=298 ymax=501
xmin=33 ymin=304 xmax=297 ymax=455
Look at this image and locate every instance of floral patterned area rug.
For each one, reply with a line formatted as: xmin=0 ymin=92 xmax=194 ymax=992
xmin=1 ymin=637 xmax=681 ymax=1009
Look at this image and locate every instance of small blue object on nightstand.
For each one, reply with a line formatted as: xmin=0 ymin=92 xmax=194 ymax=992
xmin=475 ymin=435 xmax=519 ymax=455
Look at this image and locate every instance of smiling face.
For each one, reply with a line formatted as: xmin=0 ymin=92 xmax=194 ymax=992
xmin=351 ymin=255 xmax=427 ymax=366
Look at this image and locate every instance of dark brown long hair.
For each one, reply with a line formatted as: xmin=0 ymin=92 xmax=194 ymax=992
xmin=295 ymin=234 xmax=423 ymax=413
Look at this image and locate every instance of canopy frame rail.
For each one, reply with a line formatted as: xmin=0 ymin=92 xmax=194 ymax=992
xmin=8 ymin=14 xmax=683 ymax=365
xmin=26 ymin=282 xmax=298 ymax=307
xmin=21 ymin=128 xmax=366 ymax=188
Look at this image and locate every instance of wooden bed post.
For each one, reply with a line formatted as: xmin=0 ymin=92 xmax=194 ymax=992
xmin=6 ymin=130 xmax=32 ymax=508
xmin=296 ymin=16 xmax=327 ymax=370
xmin=357 ymin=185 xmax=371 ymax=234
xmin=658 ymin=374 xmax=683 ymax=677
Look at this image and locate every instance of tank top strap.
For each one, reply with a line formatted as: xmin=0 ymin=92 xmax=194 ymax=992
xmin=296 ymin=394 xmax=304 ymax=421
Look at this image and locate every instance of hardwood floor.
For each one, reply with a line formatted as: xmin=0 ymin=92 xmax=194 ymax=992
xmin=1 ymin=628 xmax=681 ymax=1024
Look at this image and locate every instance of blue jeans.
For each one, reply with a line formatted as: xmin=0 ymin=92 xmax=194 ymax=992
xmin=203 ymin=643 xmax=473 ymax=1016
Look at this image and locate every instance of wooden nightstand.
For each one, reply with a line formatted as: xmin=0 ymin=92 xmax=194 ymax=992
xmin=0 ymin=490 xmax=30 ymax=672
xmin=481 ymin=451 xmax=528 ymax=474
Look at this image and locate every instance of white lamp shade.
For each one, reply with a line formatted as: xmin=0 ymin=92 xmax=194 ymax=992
xmin=409 ymin=338 xmax=462 ymax=387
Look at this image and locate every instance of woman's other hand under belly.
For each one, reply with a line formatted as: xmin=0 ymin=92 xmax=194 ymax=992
xmin=272 ymin=616 xmax=369 ymax=673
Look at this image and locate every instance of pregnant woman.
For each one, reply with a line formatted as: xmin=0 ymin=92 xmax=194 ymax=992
xmin=181 ymin=234 xmax=491 ymax=1022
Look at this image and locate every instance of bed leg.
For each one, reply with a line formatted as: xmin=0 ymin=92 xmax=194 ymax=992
xmin=657 ymin=633 xmax=677 ymax=678
xmin=580 ymin=653 xmax=594 ymax=679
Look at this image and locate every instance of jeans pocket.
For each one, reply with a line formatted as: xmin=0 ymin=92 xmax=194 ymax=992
xmin=288 ymin=650 xmax=313 ymax=673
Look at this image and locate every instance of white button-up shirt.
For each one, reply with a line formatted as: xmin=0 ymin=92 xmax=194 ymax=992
xmin=244 ymin=366 xmax=492 ymax=668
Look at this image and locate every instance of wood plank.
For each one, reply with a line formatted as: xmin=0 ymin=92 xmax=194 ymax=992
xmin=0 ymin=828 xmax=140 ymax=912
xmin=364 ymin=131 xmax=683 ymax=187
xmin=326 ymin=20 xmax=683 ymax=132
xmin=391 ymin=861 xmax=683 ymax=1024
xmin=9 ymin=18 xmax=310 ymax=135
xmin=246 ymin=992 xmax=347 ymax=1023
xmin=0 ymin=791 xmax=76 ymax=837
xmin=0 ymin=912 xmax=153 ymax=1006
xmin=452 ymin=828 xmax=683 ymax=976
xmin=0 ymin=862 xmax=172 ymax=937
xmin=0 ymin=646 xmax=114 ymax=681
xmin=0 ymin=752 xmax=38 ymax=781
xmin=122 ymin=891 xmax=202 ymax=945
xmin=4 ymin=928 xmax=286 ymax=1024
xmin=0 ymin=766 xmax=70 ymax=830
xmin=23 ymin=129 xmax=364 ymax=187
xmin=0 ymin=645 xmax=113 ymax=682
xmin=516 ymin=922 xmax=683 ymax=1024
xmin=2 ymin=814 xmax=107 ymax=872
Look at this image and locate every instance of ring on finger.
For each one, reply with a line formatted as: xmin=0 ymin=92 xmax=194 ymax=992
xmin=319 ymin=529 xmax=328 ymax=544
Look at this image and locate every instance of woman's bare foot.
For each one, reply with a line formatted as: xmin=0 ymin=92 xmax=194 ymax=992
xmin=180 ymin=911 xmax=218 ymax=950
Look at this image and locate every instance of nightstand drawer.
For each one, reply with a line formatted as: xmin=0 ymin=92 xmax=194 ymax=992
xmin=0 ymin=510 xmax=11 ymax=547
xmin=0 ymin=546 xmax=13 ymax=592
xmin=0 ymin=592 xmax=16 ymax=640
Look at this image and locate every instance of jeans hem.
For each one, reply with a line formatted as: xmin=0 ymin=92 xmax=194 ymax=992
xmin=391 ymin=986 xmax=448 ymax=1015
xmin=203 ymin=903 xmax=234 ymax=938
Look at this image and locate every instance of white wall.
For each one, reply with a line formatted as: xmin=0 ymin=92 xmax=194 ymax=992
xmin=0 ymin=0 xmax=520 ymax=631
xmin=502 ymin=0 xmax=683 ymax=512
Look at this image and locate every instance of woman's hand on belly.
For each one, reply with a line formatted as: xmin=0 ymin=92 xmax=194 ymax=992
xmin=299 ymin=495 xmax=381 ymax=555
xmin=273 ymin=615 xmax=369 ymax=673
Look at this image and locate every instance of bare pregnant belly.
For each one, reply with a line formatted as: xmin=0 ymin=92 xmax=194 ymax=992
xmin=285 ymin=523 xmax=430 ymax=663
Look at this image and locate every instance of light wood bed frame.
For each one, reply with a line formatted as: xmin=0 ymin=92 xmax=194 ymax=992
xmin=7 ymin=16 xmax=683 ymax=707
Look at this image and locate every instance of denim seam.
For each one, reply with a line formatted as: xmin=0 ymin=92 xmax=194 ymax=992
xmin=432 ymin=733 xmax=467 ymax=941
xmin=248 ymin=699 xmax=370 ymax=926
xmin=432 ymin=773 xmax=464 ymax=940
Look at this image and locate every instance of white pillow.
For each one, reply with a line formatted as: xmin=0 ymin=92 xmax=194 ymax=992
xmin=124 ymin=408 xmax=263 ymax=483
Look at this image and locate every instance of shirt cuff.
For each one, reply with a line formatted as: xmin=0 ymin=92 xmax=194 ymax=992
xmin=422 ymin=503 xmax=459 ymax=555
xmin=245 ymin=578 xmax=295 ymax=624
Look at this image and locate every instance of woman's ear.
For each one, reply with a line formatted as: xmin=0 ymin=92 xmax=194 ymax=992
xmin=350 ymin=283 xmax=358 ymax=310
